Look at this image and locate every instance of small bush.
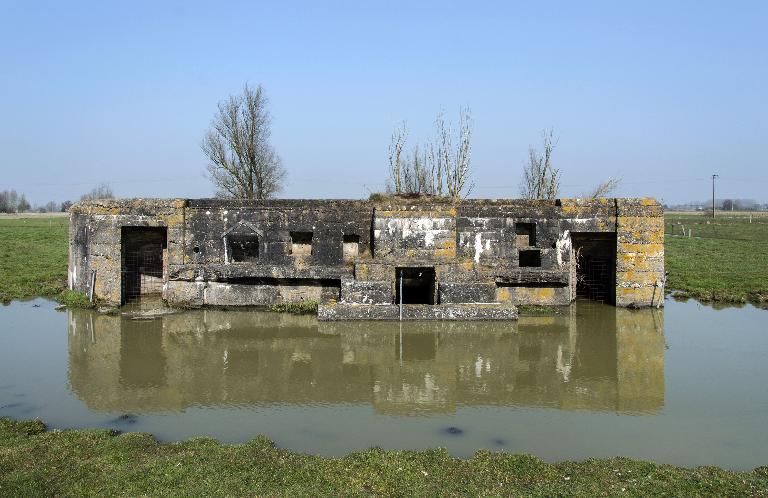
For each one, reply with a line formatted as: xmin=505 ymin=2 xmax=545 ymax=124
xmin=368 ymin=192 xmax=389 ymax=202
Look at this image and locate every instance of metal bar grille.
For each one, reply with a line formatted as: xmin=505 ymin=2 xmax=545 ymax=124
xmin=577 ymin=257 xmax=611 ymax=303
xmin=122 ymin=245 xmax=164 ymax=302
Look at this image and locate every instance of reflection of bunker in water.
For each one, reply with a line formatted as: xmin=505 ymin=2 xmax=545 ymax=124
xmin=67 ymin=303 xmax=664 ymax=415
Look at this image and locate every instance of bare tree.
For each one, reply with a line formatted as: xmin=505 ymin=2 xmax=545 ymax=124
xmin=587 ymin=178 xmax=621 ymax=198
xmin=440 ymin=107 xmax=473 ymax=199
xmin=80 ymin=183 xmax=114 ymax=201
xmin=520 ymin=129 xmax=559 ymax=200
xmin=17 ymin=194 xmax=30 ymax=212
xmin=0 ymin=190 xmax=20 ymax=213
xmin=202 ymin=84 xmax=286 ymax=200
xmin=386 ymin=107 xmax=473 ymax=200
xmin=388 ymin=122 xmax=407 ymax=194
xmin=0 ymin=191 xmax=10 ymax=213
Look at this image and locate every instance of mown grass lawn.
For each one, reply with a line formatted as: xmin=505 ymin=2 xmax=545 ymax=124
xmin=0 ymin=215 xmax=69 ymax=302
xmin=1 ymin=419 xmax=766 ymax=497
xmin=664 ymin=212 xmax=768 ymax=304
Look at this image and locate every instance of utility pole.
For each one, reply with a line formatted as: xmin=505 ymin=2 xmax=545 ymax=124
xmin=712 ymin=174 xmax=719 ymax=219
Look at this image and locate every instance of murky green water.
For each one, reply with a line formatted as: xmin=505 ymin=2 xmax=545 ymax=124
xmin=1 ymin=298 xmax=766 ymax=469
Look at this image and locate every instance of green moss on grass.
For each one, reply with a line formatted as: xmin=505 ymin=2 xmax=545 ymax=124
xmin=0 ymin=418 xmax=766 ymax=497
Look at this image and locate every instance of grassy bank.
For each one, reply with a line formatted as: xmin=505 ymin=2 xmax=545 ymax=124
xmin=0 ymin=216 xmax=70 ymax=303
xmin=664 ymin=212 xmax=768 ymax=304
xmin=1 ymin=419 xmax=765 ymax=497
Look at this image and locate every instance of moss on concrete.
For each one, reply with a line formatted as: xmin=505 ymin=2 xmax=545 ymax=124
xmin=266 ymin=300 xmax=319 ymax=314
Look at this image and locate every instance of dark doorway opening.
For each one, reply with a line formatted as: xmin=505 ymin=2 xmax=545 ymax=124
xmin=396 ymin=267 xmax=435 ymax=304
xmin=571 ymin=232 xmax=616 ymax=305
xmin=121 ymin=227 xmax=167 ymax=304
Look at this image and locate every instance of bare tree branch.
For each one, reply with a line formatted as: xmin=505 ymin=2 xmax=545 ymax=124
xmin=80 ymin=183 xmax=114 ymax=201
xmin=587 ymin=178 xmax=621 ymax=198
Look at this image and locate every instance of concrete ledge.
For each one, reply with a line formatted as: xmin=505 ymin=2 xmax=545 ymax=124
xmin=318 ymin=303 xmax=518 ymax=321
xmin=169 ymin=263 xmax=351 ymax=281
xmin=492 ymin=269 xmax=570 ymax=285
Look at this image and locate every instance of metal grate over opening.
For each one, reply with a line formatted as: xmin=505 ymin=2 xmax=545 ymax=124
xmin=122 ymin=245 xmax=164 ymax=302
xmin=577 ymin=257 xmax=612 ymax=303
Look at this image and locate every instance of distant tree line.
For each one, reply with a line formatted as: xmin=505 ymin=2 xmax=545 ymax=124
xmin=0 ymin=183 xmax=114 ymax=214
xmin=0 ymin=190 xmax=31 ymax=213
xmin=720 ymin=199 xmax=760 ymax=211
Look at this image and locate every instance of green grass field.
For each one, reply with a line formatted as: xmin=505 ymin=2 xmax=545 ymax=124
xmin=664 ymin=212 xmax=768 ymax=304
xmin=1 ymin=419 xmax=765 ymax=497
xmin=0 ymin=215 xmax=69 ymax=303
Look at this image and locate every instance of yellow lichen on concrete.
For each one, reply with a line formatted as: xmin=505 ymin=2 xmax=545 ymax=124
xmin=616 ymin=271 xmax=660 ymax=286
xmin=496 ymin=286 xmax=510 ymax=302
xmin=617 ymin=243 xmax=664 ymax=257
xmin=616 ymin=286 xmax=660 ymax=306
xmin=617 ymin=253 xmax=664 ymax=273
xmin=617 ymin=216 xmax=664 ymax=244
xmin=354 ymin=263 xmax=369 ymax=280
xmin=595 ymin=218 xmax=616 ymax=232
xmin=434 ymin=239 xmax=457 ymax=259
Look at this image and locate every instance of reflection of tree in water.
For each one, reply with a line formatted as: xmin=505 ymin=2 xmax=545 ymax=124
xmin=67 ymin=303 xmax=664 ymax=416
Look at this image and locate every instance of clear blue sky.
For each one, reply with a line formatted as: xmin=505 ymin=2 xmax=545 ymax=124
xmin=1 ymin=0 xmax=766 ymax=205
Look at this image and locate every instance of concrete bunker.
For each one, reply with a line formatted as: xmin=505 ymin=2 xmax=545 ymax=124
xmin=571 ymin=232 xmax=617 ymax=305
xmin=120 ymin=227 xmax=166 ymax=304
xmin=70 ymin=197 xmax=664 ymax=316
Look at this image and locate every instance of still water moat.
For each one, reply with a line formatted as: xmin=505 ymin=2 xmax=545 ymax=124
xmin=0 ymin=298 xmax=766 ymax=470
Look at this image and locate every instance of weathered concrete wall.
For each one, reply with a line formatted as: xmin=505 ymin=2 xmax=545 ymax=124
xmin=69 ymin=197 xmax=665 ymax=312
xmin=69 ymin=199 xmax=186 ymax=305
xmin=615 ymin=199 xmax=666 ymax=307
